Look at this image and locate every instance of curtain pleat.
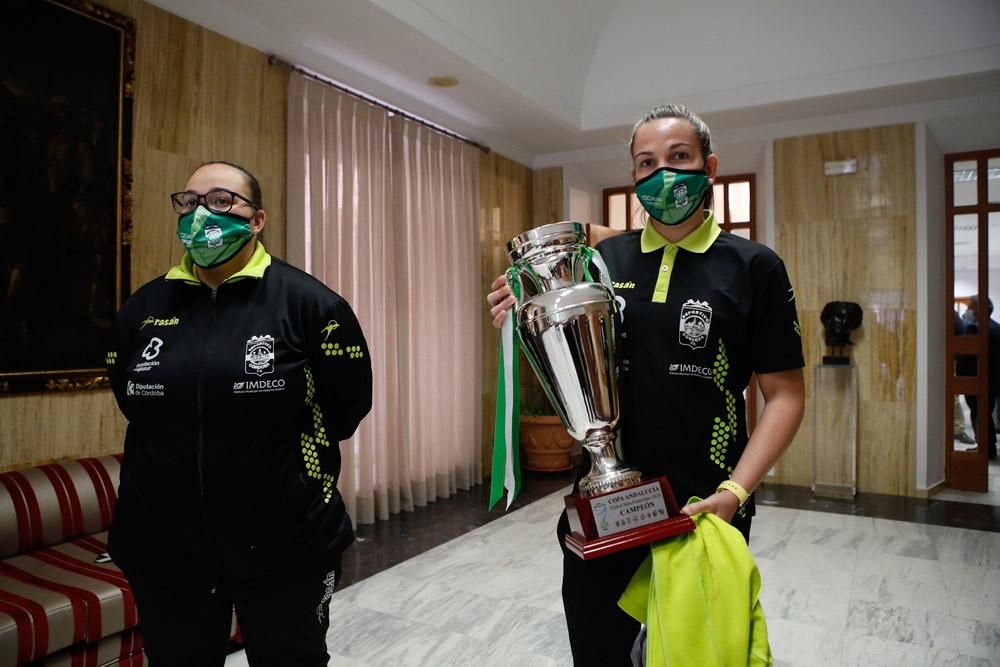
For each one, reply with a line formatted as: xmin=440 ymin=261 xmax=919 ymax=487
xmin=287 ymin=74 xmax=482 ymax=525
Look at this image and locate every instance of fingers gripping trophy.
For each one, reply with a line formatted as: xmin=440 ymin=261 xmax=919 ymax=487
xmin=494 ymin=221 xmax=695 ymax=559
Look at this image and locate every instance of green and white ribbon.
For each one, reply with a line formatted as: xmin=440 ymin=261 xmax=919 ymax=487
xmin=490 ymin=268 xmax=522 ymax=510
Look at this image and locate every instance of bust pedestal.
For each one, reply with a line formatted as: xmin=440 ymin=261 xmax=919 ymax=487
xmin=812 ymin=363 xmax=858 ymax=498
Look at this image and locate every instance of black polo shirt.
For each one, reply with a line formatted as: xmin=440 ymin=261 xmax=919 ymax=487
xmin=595 ymin=213 xmax=803 ymax=514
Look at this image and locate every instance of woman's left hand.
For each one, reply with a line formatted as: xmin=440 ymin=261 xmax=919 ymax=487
xmin=680 ymin=491 xmax=741 ymax=524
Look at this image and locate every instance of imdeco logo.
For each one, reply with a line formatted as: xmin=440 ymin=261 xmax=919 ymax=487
xmin=233 ymin=378 xmax=286 ymax=394
xmin=668 ymin=363 xmax=713 ymax=380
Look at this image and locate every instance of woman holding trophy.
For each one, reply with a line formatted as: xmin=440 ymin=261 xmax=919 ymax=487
xmin=486 ymin=104 xmax=804 ymax=664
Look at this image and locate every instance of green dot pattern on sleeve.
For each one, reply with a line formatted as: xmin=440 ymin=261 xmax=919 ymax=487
xmin=299 ymin=365 xmax=336 ymax=501
xmin=322 ymin=473 xmax=336 ymax=503
xmin=708 ymin=341 xmax=738 ymax=472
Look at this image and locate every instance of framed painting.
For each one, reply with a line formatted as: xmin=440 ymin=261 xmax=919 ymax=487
xmin=0 ymin=0 xmax=134 ymax=394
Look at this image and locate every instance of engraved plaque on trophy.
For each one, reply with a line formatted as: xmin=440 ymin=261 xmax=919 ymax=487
xmin=507 ymin=222 xmax=695 ymax=559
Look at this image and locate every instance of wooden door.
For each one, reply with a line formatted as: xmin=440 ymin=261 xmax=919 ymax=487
xmin=945 ymin=149 xmax=1000 ymax=491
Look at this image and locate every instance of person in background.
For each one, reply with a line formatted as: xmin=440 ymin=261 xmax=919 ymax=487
xmin=107 ymin=161 xmax=372 ymax=666
xmin=953 ymin=310 xmax=977 ymax=447
xmin=487 ymin=105 xmax=805 ymax=665
xmin=962 ymin=295 xmax=1000 ymax=459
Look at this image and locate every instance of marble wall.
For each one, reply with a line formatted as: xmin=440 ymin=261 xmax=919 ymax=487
xmin=774 ymin=124 xmax=917 ymax=495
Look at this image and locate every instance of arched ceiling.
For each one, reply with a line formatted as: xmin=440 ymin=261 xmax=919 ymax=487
xmin=583 ymin=0 xmax=1000 ymax=129
xmin=148 ymin=0 xmax=1000 ymax=164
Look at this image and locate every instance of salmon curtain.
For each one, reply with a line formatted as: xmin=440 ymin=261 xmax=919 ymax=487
xmin=287 ymin=73 xmax=482 ymax=524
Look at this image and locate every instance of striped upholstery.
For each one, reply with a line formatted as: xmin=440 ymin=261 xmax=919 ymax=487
xmin=0 ymin=532 xmax=138 ymax=667
xmin=0 ymin=455 xmax=241 ymax=667
xmin=41 ymin=629 xmax=144 ymax=667
xmin=0 ymin=456 xmax=121 ymax=560
xmin=0 ymin=458 xmax=128 ymax=667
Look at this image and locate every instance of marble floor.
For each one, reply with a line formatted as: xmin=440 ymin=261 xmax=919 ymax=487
xmin=934 ymin=461 xmax=1000 ymax=507
xmin=225 ymin=485 xmax=1000 ymax=667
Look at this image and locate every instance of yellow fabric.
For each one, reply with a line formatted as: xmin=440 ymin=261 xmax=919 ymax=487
xmin=618 ymin=504 xmax=772 ymax=666
xmin=166 ymin=241 xmax=271 ymax=284
xmin=639 ymin=211 xmax=721 ymax=254
xmin=648 ymin=244 xmax=678 ymax=304
xmin=639 ymin=212 xmax=721 ymax=304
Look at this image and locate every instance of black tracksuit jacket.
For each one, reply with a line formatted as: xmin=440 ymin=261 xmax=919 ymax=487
xmin=106 ymin=245 xmax=372 ymax=591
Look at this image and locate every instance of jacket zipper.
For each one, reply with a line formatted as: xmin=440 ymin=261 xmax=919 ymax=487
xmin=197 ymin=287 xmax=222 ymax=594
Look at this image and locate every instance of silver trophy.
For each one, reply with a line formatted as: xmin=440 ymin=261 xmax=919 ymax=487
xmin=506 ymin=222 xmax=642 ymax=497
xmin=505 ymin=222 xmax=693 ymax=558
xmin=505 ymin=222 xmax=694 ymax=558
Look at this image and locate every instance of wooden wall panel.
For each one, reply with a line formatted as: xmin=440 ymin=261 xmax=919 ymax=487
xmin=773 ymin=124 xmax=917 ymax=496
xmin=532 ymin=167 xmax=563 ymax=227
xmin=479 ymin=153 xmax=558 ymax=468
xmin=116 ymin=0 xmax=288 ymax=285
xmin=0 ymin=0 xmax=287 ymax=472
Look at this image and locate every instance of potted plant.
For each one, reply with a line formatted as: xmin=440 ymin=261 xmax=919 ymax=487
xmin=520 ymin=402 xmax=575 ymax=472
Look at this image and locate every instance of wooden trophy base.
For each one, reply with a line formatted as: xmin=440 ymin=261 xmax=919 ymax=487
xmin=564 ymin=476 xmax=695 ymax=560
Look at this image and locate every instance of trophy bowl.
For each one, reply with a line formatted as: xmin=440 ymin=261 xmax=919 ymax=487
xmin=506 ymin=221 xmax=590 ymax=297
xmin=516 ymin=282 xmax=642 ymax=496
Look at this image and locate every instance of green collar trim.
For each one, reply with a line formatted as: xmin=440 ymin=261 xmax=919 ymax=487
xmin=165 ymin=241 xmax=271 ymax=285
xmin=640 ymin=211 xmax=721 ymax=254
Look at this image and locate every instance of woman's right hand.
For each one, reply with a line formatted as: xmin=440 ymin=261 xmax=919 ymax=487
xmin=486 ymin=274 xmax=516 ymax=329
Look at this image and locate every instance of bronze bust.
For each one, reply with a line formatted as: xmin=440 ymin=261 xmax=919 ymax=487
xmin=820 ymin=301 xmax=863 ymax=364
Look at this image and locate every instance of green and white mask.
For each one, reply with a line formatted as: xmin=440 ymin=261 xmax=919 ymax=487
xmin=635 ymin=167 xmax=710 ymax=226
xmin=177 ymin=205 xmax=253 ymax=268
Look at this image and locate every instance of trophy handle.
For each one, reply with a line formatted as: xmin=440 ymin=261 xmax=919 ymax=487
xmin=580 ymin=247 xmax=616 ymax=299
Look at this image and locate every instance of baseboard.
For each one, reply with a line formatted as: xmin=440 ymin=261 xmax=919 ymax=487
xmin=913 ymin=479 xmax=946 ymax=498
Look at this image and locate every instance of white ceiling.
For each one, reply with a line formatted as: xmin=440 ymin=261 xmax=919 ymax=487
xmin=148 ymin=0 xmax=1000 ymax=165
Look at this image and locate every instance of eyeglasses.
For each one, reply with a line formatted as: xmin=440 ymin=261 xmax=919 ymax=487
xmin=170 ymin=188 xmax=259 ymax=215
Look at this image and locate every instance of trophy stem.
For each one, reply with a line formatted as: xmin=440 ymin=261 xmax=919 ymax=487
xmin=578 ymin=431 xmax=642 ymax=497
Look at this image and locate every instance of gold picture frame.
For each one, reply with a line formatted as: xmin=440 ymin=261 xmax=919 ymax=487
xmin=0 ymin=0 xmax=134 ymax=395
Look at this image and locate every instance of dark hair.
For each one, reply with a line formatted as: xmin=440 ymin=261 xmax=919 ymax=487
xmin=629 ymin=104 xmax=715 ymax=210
xmin=970 ymin=295 xmax=994 ymax=316
xmin=200 ymin=160 xmax=263 ymax=210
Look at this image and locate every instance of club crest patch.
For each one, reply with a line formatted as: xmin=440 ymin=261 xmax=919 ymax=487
xmin=679 ymin=300 xmax=712 ymax=349
xmin=245 ymin=335 xmax=275 ymax=376
xmin=205 ymin=224 xmax=224 ymax=248
xmin=674 ymin=182 xmax=688 ymax=208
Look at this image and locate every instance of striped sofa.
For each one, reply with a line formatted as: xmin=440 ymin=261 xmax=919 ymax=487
xmin=0 ymin=455 xmax=144 ymax=666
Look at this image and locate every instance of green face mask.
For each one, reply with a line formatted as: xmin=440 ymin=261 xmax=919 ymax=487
xmin=177 ymin=205 xmax=253 ymax=268
xmin=635 ymin=167 xmax=710 ymax=226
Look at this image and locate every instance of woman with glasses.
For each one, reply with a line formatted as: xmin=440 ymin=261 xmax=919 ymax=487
xmin=106 ymin=161 xmax=373 ymax=666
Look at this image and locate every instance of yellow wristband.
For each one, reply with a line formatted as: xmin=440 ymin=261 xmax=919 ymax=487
xmin=716 ymin=479 xmax=750 ymax=507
